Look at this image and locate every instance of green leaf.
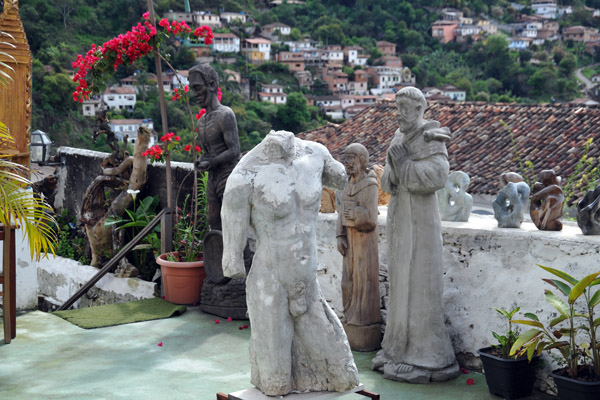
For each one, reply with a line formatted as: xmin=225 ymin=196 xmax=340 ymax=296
xmin=589 ymin=289 xmax=600 ymax=308
xmin=524 ymin=313 xmax=540 ymax=322
xmin=545 ymin=290 xmax=569 ymax=317
xmin=568 ymin=271 xmax=600 ymax=305
xmin=550 ymin=315 xmax=568 ymax=327
xmin=538 ymin=264 xmax=578 ymax=285
xmin=594 ymin=317 xmax=600 ymax=327
xmin=510 ymin=319 xmax=544 ymax=328
xmin=542 ymin=278 xmax=571 ymax=296
xmin=510 ymin=329 xmax=542 ymax=356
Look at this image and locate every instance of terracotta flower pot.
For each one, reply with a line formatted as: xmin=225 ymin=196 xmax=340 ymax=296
xmin=156 ymin=252 xmax=206 ymax=305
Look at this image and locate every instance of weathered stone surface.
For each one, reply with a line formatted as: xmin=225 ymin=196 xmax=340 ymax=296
xmin=530 ymin=170 xmax=563 ymax=231
xmin=437 ymin=171 xmax=473 ymax=222
xmin=377 ymin=87 xmax=457 ymax=382
xmin=493 ymin=181 xmax=530 ymax=228
xmin=200 ymin=278 xmax=247 ymax=320
xmin=577 ymin=186 xmax=600 ymax=235
xmin=337 ymin=144 xmax=381 ymax=352
xmin=320 ymin=187 xmax=337 ymax=213
xmin=221 ymin=131 xmax=359 ymax=396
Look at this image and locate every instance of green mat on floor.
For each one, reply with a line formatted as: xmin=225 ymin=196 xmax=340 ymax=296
xmin=53 ymin=297 xmax=187 ymax=329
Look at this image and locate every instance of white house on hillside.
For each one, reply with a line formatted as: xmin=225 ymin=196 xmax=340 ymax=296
xmin=220 ymin=12 xmax=247 ymax=24
xmin=258 ymin=83 xmax=287 ymax=104
xmin=103 ymin=87 xmax=136 ymax=111
xmin=109 ymin=119 xmax=155 ymax=146
xmin=212 ymin=33 xmax=240 ymax=53
xmin=440 ymin=84 xmax=466 ymax=101
xmin=531 ymin=0 xmax=558 ymax=19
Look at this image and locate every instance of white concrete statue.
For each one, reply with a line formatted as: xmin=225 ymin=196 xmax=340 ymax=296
xmin=437 ymin=171 xmax=473 ymax=222
xmin=373 ymin=87 xmax=459 ymax=383
xmin=221 ymin=130 xmax=360 ymax=396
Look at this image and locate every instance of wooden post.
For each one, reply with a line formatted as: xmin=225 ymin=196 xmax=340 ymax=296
xmin=0 ymin=0 xmax=33 ymax=172
xmin=146 ymin=0 xmax=172 ymax=253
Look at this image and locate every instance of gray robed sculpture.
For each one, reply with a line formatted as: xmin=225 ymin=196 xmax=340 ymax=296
xmin=221 ymin=131 xmax=359 ymax=396
xmin=372 ymin=87 xmax=459 ymax=383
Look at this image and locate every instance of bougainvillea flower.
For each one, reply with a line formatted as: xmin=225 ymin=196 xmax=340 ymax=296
xmin=460 ymin=368 xmax=469 ymax=374
xmin=195 ymin=108 xmax=206 ymax=120
xmin=142 ymin=12 xmax=150 ymax=20
xmin=242 ymin=324 xmax=248 ymax=329
xmin=215 ymin=319 xmax=220 ymax=324
xmin=184 ymin=144 xmax=192 ymax=152
xmin=466 ymin=378 xmax=474 ymax=385
xmin=157 ymin=341 xmax=163 ymax=347
xmin=227 ymin=317 xmax=233 ymax=322
xmin=195 ymin=146 xmax=201 ymax=152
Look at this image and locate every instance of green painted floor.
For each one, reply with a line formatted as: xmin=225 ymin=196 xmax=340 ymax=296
xmin=0 ymin=308 xmax=552 ymax=399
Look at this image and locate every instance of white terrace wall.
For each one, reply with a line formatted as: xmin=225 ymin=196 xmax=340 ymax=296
xmin=316 ymin=209 xmax=600 ymax=390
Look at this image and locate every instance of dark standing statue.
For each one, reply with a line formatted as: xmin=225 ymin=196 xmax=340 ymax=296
xmin=337 ymin=143 xmax=382 ymax=352
xmin=190 ymin=63 xmax=241 ymax=231
xmin=530 ymin=169 xmax=563 ymax=231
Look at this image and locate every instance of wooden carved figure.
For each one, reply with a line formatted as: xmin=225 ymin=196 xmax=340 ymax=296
xmin=337 ymin=143 xmax=381 ymax=351
xmin=530 ymin=169 xmax=563 ymax=231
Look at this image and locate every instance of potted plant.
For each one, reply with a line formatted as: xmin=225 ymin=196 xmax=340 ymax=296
xmin=478 ymin=306 xmax=541 ymax=399
xmin=510 ymin=265 xmax=600 ymax=400
xmin=155 ymin=173 xmax=210 ymax=305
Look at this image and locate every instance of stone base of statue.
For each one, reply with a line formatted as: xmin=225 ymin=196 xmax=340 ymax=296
xmin=372 ymin=353 xmax=460 ymax=384
xmin=343 ymin=323 xmax=381 ymax=352
xmin=200 ymin=278 xmax=247 ymax=319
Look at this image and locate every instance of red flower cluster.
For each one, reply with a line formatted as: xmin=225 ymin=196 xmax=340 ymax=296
xmin=142 ymin=145 xmax=164 ymax=161
xmin=72 ymin=12 xmax=214 ymax=102
xmin=218 ymin=87 xmax=223 ymax=102
xmin=194 ymin=26 xmax=214 ymax=44
xmin=238 ymin=324 xmax=249 ymax=330
xmin=171 ymin=86 xmax=189 ymax=102
xmin=195 ymin=108 xmax=207 ymax=120
xmin=72 ymin=20 xmax=157 ymax=102
xmin=159 ymin=132 xmax=180 ymax=143
xmin=184 ymin=144 xmax=202 ymax=152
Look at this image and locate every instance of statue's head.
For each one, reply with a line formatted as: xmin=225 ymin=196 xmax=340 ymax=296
xmin=343 ymin=143 xmax=368 ymax=178
xmin=395 ymin=87 xmax=426 ymax=133
xmin=189 ymin=64 xmax=219 ymax=107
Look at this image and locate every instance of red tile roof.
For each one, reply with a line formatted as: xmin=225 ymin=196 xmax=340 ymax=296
xmin=298 ymin=101 xmax=600 ymax=197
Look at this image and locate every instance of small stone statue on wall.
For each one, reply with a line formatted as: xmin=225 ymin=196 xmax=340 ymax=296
xmin=221 ymin=130 xmax=359 ymax=396
xmin=336 ymin=143 xmax=381 ymax=352
xmin=577 ymin=186 xmax=600 ymax=235
xmin=437 ymin=171 xmax=473 ymax=222
xmin=493 ymin=173 xmax=530 ymax=228
xmin=373 ymin=87 xmax=459 ymax=383
xmin=530 ymin=170 xmax=563 ymax=231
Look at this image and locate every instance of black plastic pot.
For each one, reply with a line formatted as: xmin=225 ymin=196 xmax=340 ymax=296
xmin=478 ymin=347 xmax=539 ymax=400
xmin=551 ymin=369 xmax=600 ymax=400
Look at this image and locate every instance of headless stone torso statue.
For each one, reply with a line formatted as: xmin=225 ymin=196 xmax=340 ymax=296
xmin=373 ymin=87 xmax=459 ymax=383
xmin=221 ymin=130 xmax=359 ymax=396
xmin=337 ymin=143 xmax=382 ymax=351
xmin=190 ymin=64 xmax=240 ymax=231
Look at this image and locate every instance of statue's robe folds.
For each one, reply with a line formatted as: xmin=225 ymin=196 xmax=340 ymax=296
xmin=379 ymin=121 xmax=456 ymax=371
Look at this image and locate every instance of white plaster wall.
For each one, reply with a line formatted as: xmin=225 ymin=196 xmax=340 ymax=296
xmin=315 ymin=208 xmax=600 ymax=376
xmin=37 ymin=255 xmax=157 ymax=309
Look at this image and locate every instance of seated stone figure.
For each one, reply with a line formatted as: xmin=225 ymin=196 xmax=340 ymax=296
xmin=221 ymin=130 xmax=359 ymax=396
xmin=437 ymin=171 xmax=473 ymax=222
xmin=493 ymin=179 xmax=530 ymax=228
xmin=530 ymin=170 xmax=563 ymax=231
xmin=577 ymin=186 xmax=600 ymax=235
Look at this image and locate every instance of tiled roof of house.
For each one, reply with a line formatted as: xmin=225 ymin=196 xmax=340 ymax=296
xmin=298 ymin=100 xmax=600 ymax=197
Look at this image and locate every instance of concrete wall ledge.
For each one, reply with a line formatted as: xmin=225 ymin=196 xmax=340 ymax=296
xmin=37 ymin=255 xmax=157 ymax=310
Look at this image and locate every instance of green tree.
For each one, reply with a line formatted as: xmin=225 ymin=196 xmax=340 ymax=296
xmin=275 ymin=92 xmax=311 ymax=132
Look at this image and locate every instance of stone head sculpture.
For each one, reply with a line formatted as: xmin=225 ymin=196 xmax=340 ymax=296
xmin=395 ymin=87 xmax=426 ymax=133
xmin=189 ymin=63 xmax=219 ymax=109
xmin=493 ymin=181 xmax=530 ymax=228
xmin=577 ymin=185 xmax=600 ymax=235
xmin=437 ymin=171 xmax=473 ymax=222
xmin=530 ymin=169 xmax=563 ymax=231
